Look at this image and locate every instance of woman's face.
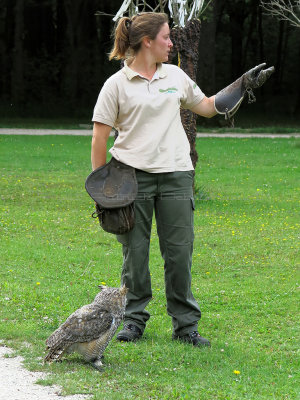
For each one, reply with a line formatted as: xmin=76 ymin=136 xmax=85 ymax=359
xmin=150 ymin=23 xmax=173 ymax=62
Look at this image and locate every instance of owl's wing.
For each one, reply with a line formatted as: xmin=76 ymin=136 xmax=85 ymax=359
xmin=46 ymin=305 xmax=113 ymax=347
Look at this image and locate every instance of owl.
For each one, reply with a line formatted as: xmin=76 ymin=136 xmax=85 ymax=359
xmin=44 ymin=285 xmax=127 ymax=370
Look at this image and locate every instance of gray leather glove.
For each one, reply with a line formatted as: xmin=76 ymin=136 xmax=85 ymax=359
xmin=214 ymin=63 xmax=275 ymax=123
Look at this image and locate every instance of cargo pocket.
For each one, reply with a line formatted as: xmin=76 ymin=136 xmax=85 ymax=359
xmin=191 ymin=197 xmax=195 ymax=220
xmin=190 ymin=198 xmax=195 ymax=241
xmin=191 ymin=197 xmax=195 ymax=211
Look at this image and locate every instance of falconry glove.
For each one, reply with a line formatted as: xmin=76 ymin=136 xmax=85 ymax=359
xmin=214 ymin=63 xmax=275 ymax=124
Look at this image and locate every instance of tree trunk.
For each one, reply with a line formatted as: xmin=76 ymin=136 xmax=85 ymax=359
xmin=258 ymin=6 xmax=265 ymax=62
xmin=294 ymin=40 xmax=300 ymax=115
xmin=11 ymin=0 xmax=25 ymax=105
xmin=242 ymin=0 xmax=258 ymax=70
xmin=280 ymin=23 xmax=290 ymax=95
xmin=197 ymin=2 xmax=217 ymax=96
xmin=0 ymin=1 xmax=6 ymax=98
xmin=169 ymin=19 xmax=201 ymax=169
xmin=274 ymin=20 xmax=285 ymax=93
xmin=61 ymin=0 xmax=86 ymax=106
xmin=229 ymin=6 xmax=246 ymax=79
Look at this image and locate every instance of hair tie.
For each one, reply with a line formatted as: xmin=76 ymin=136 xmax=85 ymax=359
xmin=125 ymin=19 xmax=132 ymax=30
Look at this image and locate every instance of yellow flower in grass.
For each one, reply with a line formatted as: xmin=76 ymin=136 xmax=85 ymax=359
xmin=233 ymin=370 xmax=241 ymax=375
xmin=36 ymin=282 xmax=41 ymax=285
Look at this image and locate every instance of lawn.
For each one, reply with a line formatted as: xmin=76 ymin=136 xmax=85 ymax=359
xmin=0 ymin=135 xmax=299 ymax=399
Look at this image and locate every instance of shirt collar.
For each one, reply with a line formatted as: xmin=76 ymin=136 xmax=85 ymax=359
xmin=123 ymin=60 xmax=167 ymax=81
xmin=157 ymin=63 xmax=167 ymax=79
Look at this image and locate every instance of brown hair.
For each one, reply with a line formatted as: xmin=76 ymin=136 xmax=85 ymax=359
xmin=109 ymin=12 xmax=169 ymax=60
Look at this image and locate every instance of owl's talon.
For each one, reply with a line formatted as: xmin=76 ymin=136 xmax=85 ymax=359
xmin=92 ymin=359 xmax=104 ymax=371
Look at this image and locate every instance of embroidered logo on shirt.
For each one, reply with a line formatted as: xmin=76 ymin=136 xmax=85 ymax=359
xmin=193 ymin=83 xmax=197 ymax=89
xmin=159 ymin=87 xmax=178 ymax=94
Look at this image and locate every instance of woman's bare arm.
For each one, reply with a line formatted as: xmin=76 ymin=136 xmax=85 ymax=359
xmin=191 ymin=96 xmax=217 ymax=118
xmin=91 ymin=122 xmax=112 ymax=170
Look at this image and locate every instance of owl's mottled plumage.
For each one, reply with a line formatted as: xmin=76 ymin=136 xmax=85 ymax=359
xmin=44 ymin=285 xmax=127 ymax=369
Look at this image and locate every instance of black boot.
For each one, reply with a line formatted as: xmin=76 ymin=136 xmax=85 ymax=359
xmin=117 ymin=324 xmax=143 ymax=342
xmin=173 ymin=331 xmax=211 ymax=347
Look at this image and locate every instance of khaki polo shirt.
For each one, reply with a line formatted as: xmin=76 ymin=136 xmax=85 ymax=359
xmin=92 ymin=61 xmax=205 ymax=173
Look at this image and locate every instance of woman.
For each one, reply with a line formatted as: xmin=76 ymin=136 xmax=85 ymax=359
xmin=91 ymin=12 xmax=273 ymax=347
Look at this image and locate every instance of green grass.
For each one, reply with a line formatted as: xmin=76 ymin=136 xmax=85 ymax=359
xmin=0 ymin=135 xmax=299 ymax=399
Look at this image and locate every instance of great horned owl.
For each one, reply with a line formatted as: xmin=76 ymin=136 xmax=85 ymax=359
xmin=44 ymin=285 xmax=127 ymax=369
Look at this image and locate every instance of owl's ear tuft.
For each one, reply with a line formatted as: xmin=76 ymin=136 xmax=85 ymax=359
xmin=120 ymin=284 xmax=128 ymax=295
xmin=98 ymin=285 xmax=106 ymax=291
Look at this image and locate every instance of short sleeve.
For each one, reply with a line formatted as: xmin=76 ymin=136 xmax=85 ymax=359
xmin=92 ymin=78 xmax=119 ymax=127
xmin=180 ymin=70 xmax=205 ymax=110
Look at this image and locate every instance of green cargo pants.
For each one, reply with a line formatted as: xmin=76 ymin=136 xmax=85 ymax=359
xmin=117 ymin=169 xmax=201 ymax=336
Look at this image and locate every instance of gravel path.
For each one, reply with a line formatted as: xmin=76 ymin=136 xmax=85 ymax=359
xmin=0 ymin=346 xmax=90 ymax=400
xmin=0 ymin=128 xmax=93 ymax=136
xmin=0 ymin=128 xmax=299 ymax=138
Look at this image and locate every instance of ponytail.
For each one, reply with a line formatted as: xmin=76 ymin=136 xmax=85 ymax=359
xmin=109 ymin=17 xmax=131 ymax=60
